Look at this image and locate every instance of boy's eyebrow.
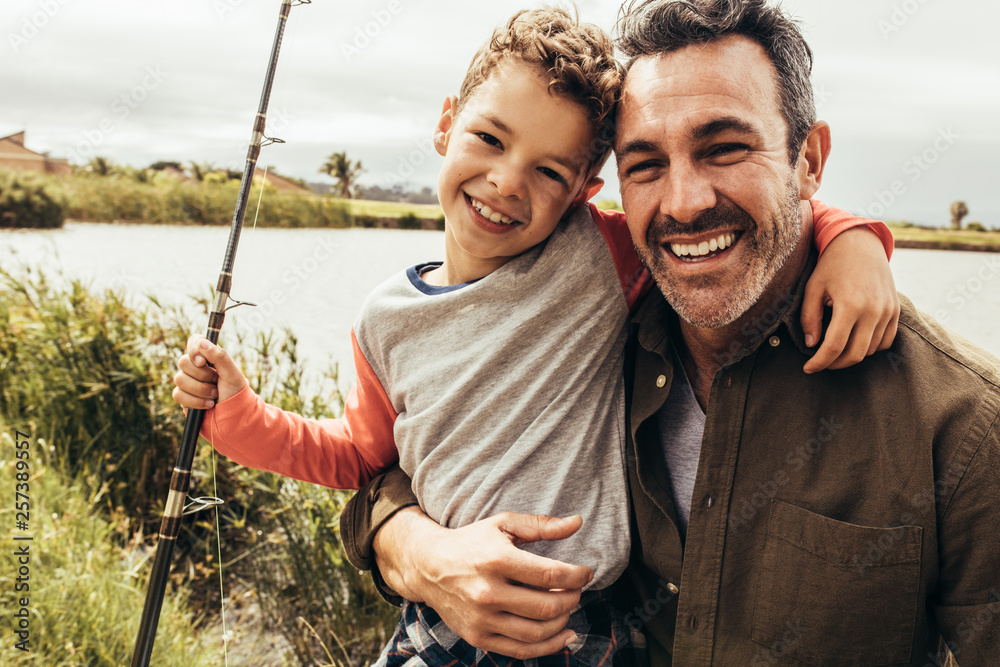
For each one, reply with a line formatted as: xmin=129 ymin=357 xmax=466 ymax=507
xmin=483 ymin=114 xmax=514 ymax=137
xmin=483 ymin=113 xmax=583 ymax=174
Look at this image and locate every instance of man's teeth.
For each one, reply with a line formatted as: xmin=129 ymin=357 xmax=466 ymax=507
xmin=670 ymin=232 xmax=737 ymax=258
xmin=471 ymin=198 xmax=515 ymax=225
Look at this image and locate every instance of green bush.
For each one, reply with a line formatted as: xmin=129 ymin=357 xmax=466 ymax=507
xmin=965 ymin=222 xmax=986 ymax=232
xmin=0 ymin=431 xmax=219 ymax=666
xmin=0 ymin=170 xmax=67 ymax=228
xmin=396 ymin=213 xmax=423 ymax=230
xmin=0 ymin=268 xmax=398 ymax=665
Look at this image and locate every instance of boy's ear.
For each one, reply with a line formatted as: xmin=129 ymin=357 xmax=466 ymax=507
xmin=573 ymin=176 xmax=605 ymax=205
xmin=433 ymin=95 xmax=459 ymax=156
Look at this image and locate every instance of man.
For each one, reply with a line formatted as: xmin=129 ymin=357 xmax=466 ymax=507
xmin=340 ymin=0 xmax=1000 ymax=664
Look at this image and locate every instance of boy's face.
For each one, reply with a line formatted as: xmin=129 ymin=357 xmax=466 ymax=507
xmin=434 ymin=60 xmax=603 ymax=276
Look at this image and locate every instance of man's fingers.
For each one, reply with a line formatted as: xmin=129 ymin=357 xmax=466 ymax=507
xmin=471 ymin=628 xmax=577 ymax=662
xmin=496 ymin=512 xmax=583 ymax=545
xmin=178 ymin=353 xmax=218 ymax=383
xmin=494 ymin=546 xmax=592 ymax=592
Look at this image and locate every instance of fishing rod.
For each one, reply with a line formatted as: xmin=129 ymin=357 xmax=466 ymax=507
xmin=131 ymin=1 xmax=309 ymax=664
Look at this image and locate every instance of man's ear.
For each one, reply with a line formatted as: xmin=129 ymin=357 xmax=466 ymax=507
xmin=573 ymin=176 xmax=605 ymax=205
xmin=797 ymin=121 xmax=831 ymax=200
xmin=433 ymin=95 xmax=459 ymax=156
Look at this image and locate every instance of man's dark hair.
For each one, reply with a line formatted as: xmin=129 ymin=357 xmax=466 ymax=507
xmin=616 ymin=0 xmax=815 ymax=163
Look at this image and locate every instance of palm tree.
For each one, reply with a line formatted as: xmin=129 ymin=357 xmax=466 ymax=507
xmin=319 ymin=151 xmax=365 ymax=199
xmin=950 ymin=201 xmax=969 ymax=230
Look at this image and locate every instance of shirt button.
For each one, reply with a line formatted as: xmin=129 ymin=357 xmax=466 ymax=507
xmin=667 ymin=582 xmax=679 ymax=596
xmin=656 ymin=374 xmax=666 ymax=388
xmin=769 ymin=335 xmax=781 ymax=347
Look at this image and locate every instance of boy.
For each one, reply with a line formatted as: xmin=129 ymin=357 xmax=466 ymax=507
xmin=173 ymin=8 xmax=896 ymax=665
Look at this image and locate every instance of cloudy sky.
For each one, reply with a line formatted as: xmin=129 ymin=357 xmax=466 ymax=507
xmin=3 ymin=0 xmax=998 ymax=226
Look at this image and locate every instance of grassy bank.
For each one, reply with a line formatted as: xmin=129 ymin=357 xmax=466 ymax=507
xmin=889 ymin=224 xmax=1000 ymax=252
xmin=0 ymin=266 xmax=397 ymax=665
xmin=1 ymin=168 xmax=443 ymax=230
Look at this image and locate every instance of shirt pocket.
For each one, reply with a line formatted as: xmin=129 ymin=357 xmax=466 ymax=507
xmin=751 ymin=500 xmax=923 ymax=666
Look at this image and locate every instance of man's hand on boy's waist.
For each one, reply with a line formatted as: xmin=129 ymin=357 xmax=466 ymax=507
xmin=374 ymin=506 xmax=592 ymax=659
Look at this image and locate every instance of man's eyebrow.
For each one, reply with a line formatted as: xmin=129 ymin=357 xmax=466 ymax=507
xmin=692 ymin=117 xmax=761 ymax=141
xmin=615 ymin=139 xmax=659 ymax=161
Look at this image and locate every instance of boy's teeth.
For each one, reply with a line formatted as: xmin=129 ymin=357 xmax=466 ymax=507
xmin=472 ymin=197 xmax=515 ymax=224
xmin=670 ymin=232 xmax=736 ymax=258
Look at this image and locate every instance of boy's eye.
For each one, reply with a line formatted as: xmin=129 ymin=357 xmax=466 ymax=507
xmin=476 ymin=132 xmax=502 ymax=148
xmin=538 ymin=166 xmax=567 ymax=185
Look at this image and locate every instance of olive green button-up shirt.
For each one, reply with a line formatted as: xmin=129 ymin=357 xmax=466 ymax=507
xmin=623 ymin=268 xmax=1000 ymax=666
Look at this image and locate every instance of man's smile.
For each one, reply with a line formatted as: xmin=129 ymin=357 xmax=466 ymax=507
xmin=665 ymin=230 xmax=744 ymax=262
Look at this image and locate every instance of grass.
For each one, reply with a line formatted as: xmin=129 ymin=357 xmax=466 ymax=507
xmin=889 ymin=223 xmax=1000 ymax=249
xmin=0 ymin=430 xmax=221 ymax=666
xmin=0 ymin=266 xmax=399 ymax=665
xmin=338 ymin=198 xmax=442 ymax=220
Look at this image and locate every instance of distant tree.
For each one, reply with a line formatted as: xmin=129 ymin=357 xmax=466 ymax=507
xmin=148 ymin=160 xmax=183 ymax=171
xmin=950 ymin=201 xmax=969 ymax=230
xmin=319 ymin=151 xmax=365 ymax=199
xmin=85 ymin=156 xmax=113 ymax=176
xmin=188 ymin=161 xmax=216 ymax=182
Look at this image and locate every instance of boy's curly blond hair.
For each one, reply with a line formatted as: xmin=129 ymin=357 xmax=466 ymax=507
xmin=456 ymin=7 xmax=623 ymax=173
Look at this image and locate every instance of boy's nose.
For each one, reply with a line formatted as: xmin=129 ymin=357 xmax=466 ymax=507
xmin=488 ymin=162 xmax=528 ymax=199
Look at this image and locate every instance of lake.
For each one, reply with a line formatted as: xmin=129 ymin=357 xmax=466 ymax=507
xmin=2 ymin=222 xmax=998 ymax=387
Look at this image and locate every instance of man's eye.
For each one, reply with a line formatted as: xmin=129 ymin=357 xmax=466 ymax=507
xmin=476 ymin=132 xmax=502 ymax=148
xmin=624 ymin=160 xmax=659 ymax=176
xmin=539 ymin=167 xmax=567 ymax=185
xmin=710 ymin=143 xmax=750 ymax=158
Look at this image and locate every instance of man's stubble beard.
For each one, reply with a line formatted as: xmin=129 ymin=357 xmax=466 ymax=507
xmin=638 ymin=179 xmax=803 ymax=329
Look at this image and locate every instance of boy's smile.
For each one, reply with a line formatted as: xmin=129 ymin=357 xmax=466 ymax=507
xmin=426 ymin=60 xmax=604 ymax=286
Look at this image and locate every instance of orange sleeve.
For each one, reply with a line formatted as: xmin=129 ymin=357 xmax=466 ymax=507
xmin=199 ymin=329 xmax=398 ymax=490
xmin=812 ymin=199 xmax=894 ymax=260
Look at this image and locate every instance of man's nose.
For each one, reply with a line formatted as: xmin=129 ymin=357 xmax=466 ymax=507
xmin=660 ymin=162 xmax=717 ymax=224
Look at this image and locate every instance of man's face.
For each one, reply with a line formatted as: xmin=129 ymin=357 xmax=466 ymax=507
xmin=616 ymin=35 xmax=806 ymax=329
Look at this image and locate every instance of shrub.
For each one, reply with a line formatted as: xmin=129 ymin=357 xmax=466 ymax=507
xmin=0 ymin=170 xmax=67 ymax=228
xmin=0 ymin=268 xmax=398 ymax=665
xmin=396 ymin=212 xmax=423 ymax=230
xmin=966 ymin=222 xmax=986 ymax=232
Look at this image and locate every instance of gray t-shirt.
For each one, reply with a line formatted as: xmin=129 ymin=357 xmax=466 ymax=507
xmin=655 ymin=349 xmax=706 ymax=537
xmin=354 ymin=205 xmax=636 ymax=591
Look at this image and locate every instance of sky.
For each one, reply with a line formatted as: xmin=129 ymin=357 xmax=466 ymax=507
xmin=3 ymin=0 xmax=998 ymax=227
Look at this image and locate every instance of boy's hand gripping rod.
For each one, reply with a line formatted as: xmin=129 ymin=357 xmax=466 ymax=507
xmin=131 ymin=1 xmax=309 ymax=664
